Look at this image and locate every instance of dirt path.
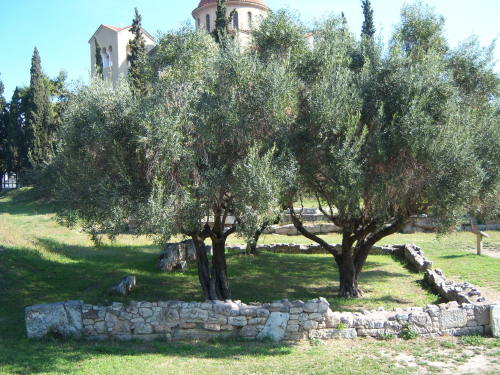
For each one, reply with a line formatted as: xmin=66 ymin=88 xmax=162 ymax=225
xmin=379 ymin=337 xmax=500 ymax=375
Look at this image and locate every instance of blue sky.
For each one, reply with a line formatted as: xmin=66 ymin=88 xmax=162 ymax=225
xmin=1 ymin=0 xmax=499 ymax=100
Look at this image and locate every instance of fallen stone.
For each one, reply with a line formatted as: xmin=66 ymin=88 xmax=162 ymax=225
xmin=491 ymin=305 xmax=500 ymax=338
xmin=257 ymin=312 xmax=289 ymax=342
xmin=25 ymin=300 xmax=83 ymax=339
xmin=108 ymin=276 xmax=136 ymax=296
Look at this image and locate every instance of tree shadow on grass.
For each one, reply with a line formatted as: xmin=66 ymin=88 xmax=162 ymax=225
xmin=0 ymin=336 xmax=293 ymax=375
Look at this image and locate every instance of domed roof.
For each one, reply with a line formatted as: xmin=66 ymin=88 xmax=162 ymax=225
xmin=196 ymin=0 xmax=266 ymax=8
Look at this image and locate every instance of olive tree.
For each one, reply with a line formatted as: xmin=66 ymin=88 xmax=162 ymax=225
xmin=284 ymin=3 xmax=500 ymax=297
xmin=53 ymin=29 xmax=298 ymax=301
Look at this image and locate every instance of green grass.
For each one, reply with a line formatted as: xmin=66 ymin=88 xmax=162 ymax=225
xmin=1 ymin=188 xmax=500 ymax=374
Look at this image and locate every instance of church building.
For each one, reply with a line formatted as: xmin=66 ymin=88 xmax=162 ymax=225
xmin=89 ymin=0 xmax=270 ymax=83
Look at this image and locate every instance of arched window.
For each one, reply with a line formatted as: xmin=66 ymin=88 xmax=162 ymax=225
xmin=107 ymin=46 xmax=113 ymax=67
xmin=197 ymin=18 xmax=201 ymax=29
xmin=206 ymin=14 xmax=210 ymax=32
xmin=232 ymin=11 xmax=239 ymax=30
xmin=248 ymin=12 xmax=253 ymax=28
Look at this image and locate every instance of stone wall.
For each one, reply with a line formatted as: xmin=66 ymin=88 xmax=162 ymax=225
xmin=25 ymin=298 xmax=498 ymax=341
xmin=25 ymin=243 xmax=499 ymax=342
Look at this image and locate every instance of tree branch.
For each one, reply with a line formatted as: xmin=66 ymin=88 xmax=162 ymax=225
xmin=289 ymin=206 xmax=339 ymax=257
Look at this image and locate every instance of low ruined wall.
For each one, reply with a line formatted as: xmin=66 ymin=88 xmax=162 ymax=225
xmin=25 ymin=298 xmax=498 ymax=341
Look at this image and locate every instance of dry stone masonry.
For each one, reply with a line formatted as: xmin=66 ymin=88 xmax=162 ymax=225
xmin=25 ymin=244 xmax=499 ymax=341
xmin=424 ymin=269 xmax=486 ymax=304
xmin=25 ymin=298 xmax=499 ymax=341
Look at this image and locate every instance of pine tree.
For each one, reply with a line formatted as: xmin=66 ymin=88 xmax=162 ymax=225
xmin=361 ymin=0 xmax=375 ymax=37
xmin=94 ymin=38 xmax=104 ymax=78
xmin=128 ymin=8 xmax=146 ymax=95
xmin=25 ymin=47 xmax=52 ymax=168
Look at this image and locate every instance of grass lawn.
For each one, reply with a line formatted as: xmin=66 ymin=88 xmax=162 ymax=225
xmin=1 ymin=188 xmax=499 ymax=374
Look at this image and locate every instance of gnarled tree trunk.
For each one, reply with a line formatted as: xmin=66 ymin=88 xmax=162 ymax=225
xmin=210 ymin=237 xmax=231 ymax=300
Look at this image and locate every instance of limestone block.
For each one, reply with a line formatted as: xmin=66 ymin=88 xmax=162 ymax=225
xmin=25 ymin=300 xmax=83 ymax=339
xmin=203 ymin=323 xmax=221 ymax=331
xmin=309 ymin=313 xmax=324 ymax=321
xmin=309 ymin=328 xmax=357 ymax=339
xmin=240 ymin=306 xmax=258 ymax=317
xmin=303 ymin=301 xmax=319 ymax=313
xmin=444 ymin=326 xmax=484 ymax=337
xmin=475 ymin=304 xmax=491 ymax=326
xmin=256 ymin=308 xmax=270 ymax=318
xmin=257 ymin=312 xmax=290 ymax=342
xmin=286 ymin=324 xmax=299 ymax=332
xmin=340 ymin=313 xmax=354 ymax=327
xmin=173 ymin=328 xmax=234 ymax=341
xmin=207 ymin=312 xmax=227 ymax=325
xmin=132 ymin=322 xmax=153 ymax=335
xmin=139 ymin=308 xmax=153 ymax=318
xmin=408 ymin=313 xmax=432 ymax=332
xmin=325 ymin=311 xmax=342 ymax=328
xmin=228 ymin=316 xmax=248 ymax=327
xmin=240 ymin=325 xmax=262 ymax=337
xmin=248 ymin=317 xmax=267 ymax=325
xmin=439 ymin=308 xmax=468 ymax=330
xmin=490 ymin=305 xmax=500 ymax=337
xmin=303 ymin=320 xmax=319 ymax=330
xmin=213 ymin=301 xmax=239 ymax=316
xmin=180 ymin=308 xmax=209 ymax=323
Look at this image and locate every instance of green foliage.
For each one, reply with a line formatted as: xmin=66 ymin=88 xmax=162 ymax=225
xmin=25 ymin=48 xmax=55 ymax=169
xmin=128 ymin=8 xmax=147 ymax=95
xmin=4 ymin=87 xmax=30 ymax=174
xmin=212 ymin=0 xmax=234 ymax=45
xmin=460 ymin=334 xmax=485 ymax=346
xmin=52 ymin=78 xmax=145 ymax=239
xmin=400 ymin=325 xmax=417 ymax=340
xmin=94 ymin=38 xmax=103 ymax=78
xmin=361 ymin=0 xmax=375 ymax=37
xmin=251 ymin=9 xmax=309 ymax=70
xmin=0 ymin=73 xmax=5 ymax=109
xmin=143 ymin=26 xmax=217 ymax=88
xmin=381 ymin=333 xmax=396 ymax=340
xmin=391 ymin=1 xmax=447 ymax=59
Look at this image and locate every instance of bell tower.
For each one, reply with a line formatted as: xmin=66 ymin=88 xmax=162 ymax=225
xmin=192 ymin=0 xmax=269 ymax=47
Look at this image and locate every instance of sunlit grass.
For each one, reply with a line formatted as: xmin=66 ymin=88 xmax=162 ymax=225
xmin=1 ymin=188 xmax=499 ymax=374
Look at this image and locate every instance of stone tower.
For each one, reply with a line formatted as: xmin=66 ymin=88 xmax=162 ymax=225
xmin=192 ymin=0 xmax=269 ymax=47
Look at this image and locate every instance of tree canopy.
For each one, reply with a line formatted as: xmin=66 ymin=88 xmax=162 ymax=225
xmin=52 ymin=1 xmax=499 ymax=301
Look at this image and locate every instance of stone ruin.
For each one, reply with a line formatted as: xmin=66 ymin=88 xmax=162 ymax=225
xmin=25 ymin=298 xmax=499 ymax=342
xmin=159 ymin=240 xmax=199 ymax=272
xmin=25 ymin=243 xmax=499 ymax=342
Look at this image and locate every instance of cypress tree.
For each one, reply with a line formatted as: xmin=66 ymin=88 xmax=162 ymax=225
xmin=128 ymin=8 xmax=146 ymax=95
xmin=94 ymin=38 xmax=104 ymax=78
xmin=212 ymin=0 xmax=234 ymax=46
xmin=361 ymin=0 xmax=376 ymax=37
xmin=0 ymin=74 xmax=6 ymax=177
xmin=6 ymin=87 xmax=29 ymax=174
xmin=25 ymin=47 xmax=52 ymax=168
xmin=0 ymin=73 xmax=5 ymax=109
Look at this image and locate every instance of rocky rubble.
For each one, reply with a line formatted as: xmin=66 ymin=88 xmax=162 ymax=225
xmin=159 ymin=240 xmax=211 ymax=272
xmin=424 ymin=269 xmax=486 ymax=304
xmin=108 ymin=276 xmax=137 ymax=296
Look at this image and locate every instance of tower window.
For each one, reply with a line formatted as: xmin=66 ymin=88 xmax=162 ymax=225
xmin=248 ymin=12 xmax=253 ymax=28
xmin=197 ymin=18 xmax=200 ymax=28
xmin=206 ymin=14 xmax=210 ymax=32
xmin=232 ymin=11 xmax=239 ymax=30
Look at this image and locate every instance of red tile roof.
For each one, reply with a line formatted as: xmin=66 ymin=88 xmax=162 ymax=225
xmin=102 ymin=24 xmax=131 ymax=32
